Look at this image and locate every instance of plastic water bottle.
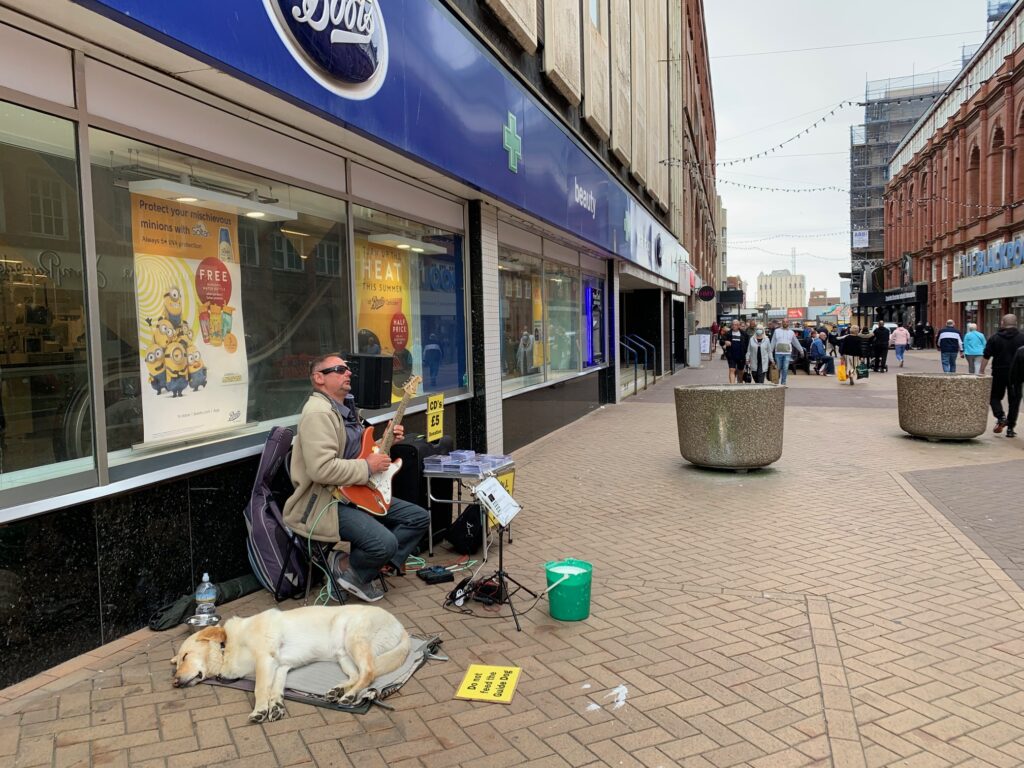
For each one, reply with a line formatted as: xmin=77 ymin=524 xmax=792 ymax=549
xmin=194 ymin=573 xmax=218 ymax=620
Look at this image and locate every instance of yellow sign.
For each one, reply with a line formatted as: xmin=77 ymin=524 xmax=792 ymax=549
xmin=426 ymin=393 xmax=444 ymax=442
xmin=454 ymin=664 xmax=521 ymax=704
xmin=496 ymin=468 xmax=515 ymax=495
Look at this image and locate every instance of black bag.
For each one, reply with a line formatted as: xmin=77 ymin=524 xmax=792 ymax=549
xmin=243 ymin=427 xmax=309 ymax=600
xmin=148 ymin=574 xmax=261 ymax=631
xmin=445 ymin=504 xmax=483 ymax=555
xmin=742 ymin=371 xmax=752 ymax=383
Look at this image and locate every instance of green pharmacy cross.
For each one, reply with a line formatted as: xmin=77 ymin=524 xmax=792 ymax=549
xmin=503 ymin=112 xmax=522 ymax=173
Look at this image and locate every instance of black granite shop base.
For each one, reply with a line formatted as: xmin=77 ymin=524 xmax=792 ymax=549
xmin=0 ymin=458 xmax=257 ymax=689
xmin=502 ymin=371 xmax=602 ymax=453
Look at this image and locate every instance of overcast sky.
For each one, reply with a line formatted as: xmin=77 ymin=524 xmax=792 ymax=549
xmin=704 ymin=0 xmax=988 ymax=303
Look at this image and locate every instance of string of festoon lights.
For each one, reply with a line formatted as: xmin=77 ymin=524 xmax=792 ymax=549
xmin=727 ymin=244 xmax=848 ymax=262
xmin=718 ymin=178 xmax=849 ymax=194
xmin=704 ymin=81 xmax=993 ymax=170
xmin=731 ymin=230 xmax=851 ymax=244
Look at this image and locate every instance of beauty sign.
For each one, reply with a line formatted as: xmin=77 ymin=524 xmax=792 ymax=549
xmin=454 ymin=664 xmax=521 ymax=704
xmin=131 ymin=193 xmax=248 ymax=443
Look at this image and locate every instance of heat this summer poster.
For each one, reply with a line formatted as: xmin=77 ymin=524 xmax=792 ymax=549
xmin=354 ymin=239 xmax=415 ymax=402
xmin=131 ymin=193 xmax=249 ymax=443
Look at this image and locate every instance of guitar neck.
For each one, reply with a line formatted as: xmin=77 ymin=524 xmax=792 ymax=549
xmin=377 ymin=395 xmax=410 ymax=454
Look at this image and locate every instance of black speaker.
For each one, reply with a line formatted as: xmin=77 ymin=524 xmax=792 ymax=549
xmin=348 ymin=354 xmax=393 ymax=409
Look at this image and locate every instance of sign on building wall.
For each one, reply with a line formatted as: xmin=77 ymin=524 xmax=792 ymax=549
xmin=131 ymin=194 xmax=249 ymax=444
xmin=852 ymin=229 xmax=869 ymax=249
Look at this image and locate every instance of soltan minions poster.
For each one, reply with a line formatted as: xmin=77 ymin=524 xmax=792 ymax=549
xmin=131 ymin=193 xmax=249 ymax=443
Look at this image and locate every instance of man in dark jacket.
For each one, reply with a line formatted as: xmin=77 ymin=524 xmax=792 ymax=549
xmin=979 ymin=314 xmax=1024 ymax=438
xmin=871 ymin=320 xmax=891 ymax=372
xmin=936 ymin=320 xmax=964 ymax=373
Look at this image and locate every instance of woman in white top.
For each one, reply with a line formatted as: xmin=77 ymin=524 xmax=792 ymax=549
xmin=745 ymin=325 xmax=773 ymax=383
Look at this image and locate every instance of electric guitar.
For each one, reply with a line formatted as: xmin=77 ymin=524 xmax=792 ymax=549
xmin=336 ymin=375 xmax=422 ymax=516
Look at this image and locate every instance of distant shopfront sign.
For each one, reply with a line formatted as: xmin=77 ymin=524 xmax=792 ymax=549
xmin=952 ymin=268 xmax=1024 ymax=302
xmin=786 ymin=308 xmax=804 ymax=319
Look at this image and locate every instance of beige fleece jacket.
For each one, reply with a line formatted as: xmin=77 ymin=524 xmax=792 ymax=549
xmin=283 ymin=392 xmax=371 ymax=542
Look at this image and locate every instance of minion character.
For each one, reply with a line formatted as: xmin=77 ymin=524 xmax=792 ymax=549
xmin=163 ymin=286 xmax=183 ymax=328
xmin=186 ymin=345 xmax=207 ymax=391
xmin=178 ymin=320 xmax=194 ymax=345
xmin=152 ymin=317 xmax=176 ymax=347
xmin=163 ymin=343 xmax=189 ymax=398
xmin=143 ymin=344 xmax=167 ymax=395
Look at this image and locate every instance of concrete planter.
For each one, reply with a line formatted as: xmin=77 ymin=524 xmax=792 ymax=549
xmin=896 ymin=373 xmax=989 ymax=441
xmin=674 ymin=384 xmax=785 ymax=470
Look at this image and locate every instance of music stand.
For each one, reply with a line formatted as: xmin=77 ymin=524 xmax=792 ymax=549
xmin=473 ymin=476 xmax=536 ymax=632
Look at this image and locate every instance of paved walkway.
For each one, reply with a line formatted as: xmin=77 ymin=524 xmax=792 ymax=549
xmin=4 ymin=349 xmax=1024 ymax=768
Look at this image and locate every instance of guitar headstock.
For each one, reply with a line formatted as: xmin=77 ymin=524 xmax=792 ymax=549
xmin=403 ymin=375 xmax=423 ymax=399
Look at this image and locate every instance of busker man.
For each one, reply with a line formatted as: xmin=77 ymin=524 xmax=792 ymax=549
xmin=979 ymin=314 xmax=1024 ymax=438
xmin=284 ymin=353 xmax=429 ymax=602
xmin=871 ymin=320 xmax=891 ymax=372
xmin=937 ymin=320 xmax=964 ymax=373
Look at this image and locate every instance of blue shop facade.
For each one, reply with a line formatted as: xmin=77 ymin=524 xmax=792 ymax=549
xmin=0 ymin=0 xmax=695 ymax=685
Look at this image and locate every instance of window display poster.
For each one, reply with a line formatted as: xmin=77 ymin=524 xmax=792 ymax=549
xmin=531 ymin=275 xmax=544 ymax=368
xmin=131 ymin=193 xmax=249 ymax=443
xmin=354 ymin=240 xmax=415 ymax=402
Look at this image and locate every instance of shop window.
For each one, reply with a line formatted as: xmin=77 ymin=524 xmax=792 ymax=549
xmin=544 ymin=262 xmax=580 ymax=381
xmin=88 ymin=128 xmax=351 ymax=462
xmin=0 ymin=101 xmax=92 ymax=491
xmin=351 ymin=204 xmax=466 ymax=397
xmin=499 ymin=248 xmax=545 ymax=390
xmin=582 ymin=275 xmax=605 ymax=366
xmin=27 ymin=174 xmax=68 ymax=238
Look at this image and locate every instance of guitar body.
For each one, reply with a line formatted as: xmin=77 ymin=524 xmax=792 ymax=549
xmin=336 ymin=375 xmax=422 ymax=516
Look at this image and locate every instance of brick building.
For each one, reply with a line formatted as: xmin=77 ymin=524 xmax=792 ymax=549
xmin=885 ymin=3 xmax=1024 ymax=333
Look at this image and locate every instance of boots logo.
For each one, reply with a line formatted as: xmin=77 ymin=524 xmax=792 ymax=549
xmin=263 ymin=0 xmax=389 ymax=100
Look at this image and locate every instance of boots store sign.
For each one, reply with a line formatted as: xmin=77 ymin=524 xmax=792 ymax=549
xmin=73 ymin=0 xmax=684 ymax=282
xmin=263 ymin=0 xmax=388 ymax=100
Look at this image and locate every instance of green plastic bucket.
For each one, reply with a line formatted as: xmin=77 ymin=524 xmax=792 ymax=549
xmin=545 ymin=559 xmax=593 ymax=621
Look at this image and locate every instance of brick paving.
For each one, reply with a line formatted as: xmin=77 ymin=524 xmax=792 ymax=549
xmin=3 ymin=352 xmax=1024 ymax=767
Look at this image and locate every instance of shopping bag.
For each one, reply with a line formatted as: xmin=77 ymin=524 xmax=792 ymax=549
xmin=742 ymin=371 xmax=752 ymax=383
xmin=855 ymin=362 xmax=870 ymax=380
xmin=836 ymin=360 xmax=847 ymax=382
xmin=768 ymin=365 xmax=780 ymax=384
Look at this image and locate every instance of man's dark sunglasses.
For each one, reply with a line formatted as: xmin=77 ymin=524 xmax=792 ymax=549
xmin=316 ymin=364 xmax=350 ymax=376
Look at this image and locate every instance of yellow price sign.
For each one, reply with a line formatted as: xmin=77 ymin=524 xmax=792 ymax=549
xmin=454 ymin=664 xmax=521 ymax=704
xmin=426 ymin=393 xmax=444 ymax=442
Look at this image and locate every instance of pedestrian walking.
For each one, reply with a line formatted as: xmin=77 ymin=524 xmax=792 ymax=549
xmin=721 ymin=320 xmax=747 ymax=384
xmin=838 ymin=325 xmax=864 ymax=385
xmin=914 ymin=322 xmax=926 ymax=350
xmin=962 ymin=323 xmax=986 ymax=374
xmin=871 ymin=320 xmax=890 ymax=372
xmin=937 ymin=320 xmax=964 ymax=373
xmin=745 ymin=325 xmax=772 ymax=383
xmin=890 ymin=323 xmax=911 ymax=367
xmin=1007 ymin=343 xmax=1024 ymax=439
xmin=925 ymin=323 xmax=935 ymax=349
xmin=978 ymin=314 xmax=1024 ymax=437
xmin=769 ymin=318 xmax=802 ymax=386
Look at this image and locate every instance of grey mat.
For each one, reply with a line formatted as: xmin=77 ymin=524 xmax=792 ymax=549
xmin=204 ymin=635 xmax=445 ymax=714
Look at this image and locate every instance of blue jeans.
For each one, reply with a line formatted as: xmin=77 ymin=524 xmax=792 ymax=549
xmin=895 ymin=344 xmax=907 ymax=362
xmin=941 ymin=351 xmax=958 ymax=373
xmin=813 ymin=357 xmax=835 ymax=374
xmin=775 ymin=353 xmax=791 ymax=384
xmin=336 ymin=497 xmax=429 ymax=582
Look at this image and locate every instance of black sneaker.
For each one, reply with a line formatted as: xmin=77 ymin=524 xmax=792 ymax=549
xmin=333 ymin=567 xmax=384 ymax=602
xmin=1007 ymin=428 xmax=1017 ymax=438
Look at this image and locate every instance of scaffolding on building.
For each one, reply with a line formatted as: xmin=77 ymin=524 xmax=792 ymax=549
xmin=848 ymin=70 xmax=959 ymax=304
